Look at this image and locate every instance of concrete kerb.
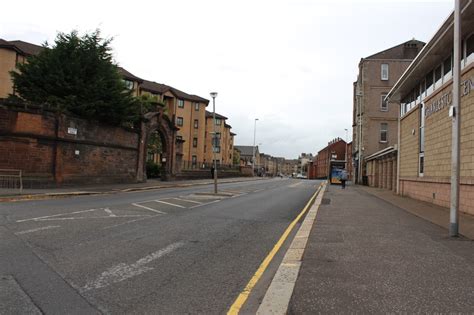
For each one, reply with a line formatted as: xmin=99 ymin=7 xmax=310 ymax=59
xmin=256 ymin=182 xmax=326 ymax=315
xmin=0 ymin=177 xmax=265 ymax=202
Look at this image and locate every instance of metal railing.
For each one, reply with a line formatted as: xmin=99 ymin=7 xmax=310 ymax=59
xmin=180 ymin=160 xmax=240 ymax=171
xmin=0 ymin=169 xmax=23 ymax=194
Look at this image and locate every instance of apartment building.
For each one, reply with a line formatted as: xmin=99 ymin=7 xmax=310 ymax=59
xmin=386 ymin=0 xmax=474 ymax=215
xmin=353 ymin=39 xmax=424 ymax=184
xmin=313 ymin=138 xmax=347 ymax=179
xmin=204 ymin=111 xmax=235 ymax=166
xmin=0 ymin=39 xmax=44 ymax=98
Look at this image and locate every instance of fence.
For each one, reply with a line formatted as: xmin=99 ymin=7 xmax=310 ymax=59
xmin=0 ymin=169 xmax=23 ymax=194
xmin=180 ymin=160 xmax=240 ymax=171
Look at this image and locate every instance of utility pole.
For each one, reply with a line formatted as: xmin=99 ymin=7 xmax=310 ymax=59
xmin=450 ymin=0 xmax=461 ymax=237
xmin=210 ymin=92 xmax=218 ymax=194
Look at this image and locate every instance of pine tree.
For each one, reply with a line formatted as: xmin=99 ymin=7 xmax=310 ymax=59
xmin=11 ymin=30 xmax=140 ymax=126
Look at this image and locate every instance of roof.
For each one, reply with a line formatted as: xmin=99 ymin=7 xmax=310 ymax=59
xmin=0 ymin=39 xmax=44 ymax=56
xmin=365 ymin=146 xmax=397 ymax=161
xmin=224 ymin=122 xmax=232 ymax=128
xmin=205 ymin=110 xmax=228 ymax=120
xmin=230 ymin=132 xmax=237 ymax=136
xmin=140 ymin=80 xmax=169 ymax=94
xmin=363 ymin=39 xmax=425 ymax=61
xmin=118 ymin=67 xmax=144 ymax=83
xmin=234 ymin=145 xmax=257 ymax=156
xmin=388 ymin=0 xmax=474 ymax=102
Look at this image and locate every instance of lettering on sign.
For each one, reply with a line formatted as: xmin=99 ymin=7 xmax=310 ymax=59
xmin=68 ymin=127 xmax=78 ymax=135
xmin=426 ymin=77 xmax=474 ymax=118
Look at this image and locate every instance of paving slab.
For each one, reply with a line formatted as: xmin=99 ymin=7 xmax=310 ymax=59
xmin=289 ymin=185 xmax=474 ymax=313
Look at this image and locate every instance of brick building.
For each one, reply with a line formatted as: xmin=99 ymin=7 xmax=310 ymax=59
xmin=204 ymin=111 xmax=235 ymax=167
xmin=312 ymin=138 xmax=347 ymax=179
xmin=387 ymin=0 xmax=474 ymax=215
xmin=353 ymin=39 xmax=424 ymax=184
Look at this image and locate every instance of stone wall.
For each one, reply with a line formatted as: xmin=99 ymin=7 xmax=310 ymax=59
xmin=0 ymin=106 xmax=140 ymax=187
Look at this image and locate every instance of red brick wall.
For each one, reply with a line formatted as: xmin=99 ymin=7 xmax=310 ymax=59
xmin=0 ymin=107 xmax=140 ymax=187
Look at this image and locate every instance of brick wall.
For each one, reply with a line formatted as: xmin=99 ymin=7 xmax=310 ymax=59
xmin=0 ymin=107 xmax=140 ymax=187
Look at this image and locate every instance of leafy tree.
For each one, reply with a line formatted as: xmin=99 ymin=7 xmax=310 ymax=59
xmin=10 ymin=30 xmax=139 ymax=126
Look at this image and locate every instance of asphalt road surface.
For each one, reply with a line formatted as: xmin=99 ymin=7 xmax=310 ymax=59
xmin=0 ymin=178 xmax=321 ymax=314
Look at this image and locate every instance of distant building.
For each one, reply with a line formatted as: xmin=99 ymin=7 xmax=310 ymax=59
xmin=353 ymin=39 xmax=425 ymax=184
xmin=235 ymin=145 xmax=260 ymax=169
xmin=312 ymin=138 xmax=346 ymax=179
xmin=297 ymin=153 xmax=313 ymax=176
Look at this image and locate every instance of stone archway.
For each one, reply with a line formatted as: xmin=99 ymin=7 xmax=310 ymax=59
xmin=136 ymin=110 xmax=178 ymax=182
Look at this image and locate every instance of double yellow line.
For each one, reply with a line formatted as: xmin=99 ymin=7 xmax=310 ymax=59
xmin=227 ymin=183 xmax=323 ymax=315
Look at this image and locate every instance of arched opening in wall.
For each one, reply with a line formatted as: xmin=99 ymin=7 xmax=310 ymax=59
xmin=146 ymin=130 xmax=165 ymax=179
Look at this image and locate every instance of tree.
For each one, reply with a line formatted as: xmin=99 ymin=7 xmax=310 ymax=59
xmin=10 ymin=30 xmax=139 ymax=126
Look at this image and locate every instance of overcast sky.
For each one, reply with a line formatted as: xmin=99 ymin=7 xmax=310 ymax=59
xmin=1 ymin=0 xmax=453 ymax=158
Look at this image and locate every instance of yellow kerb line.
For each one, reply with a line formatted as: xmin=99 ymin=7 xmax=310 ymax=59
xmin=227 ymin=183 xmax=323 ymax=315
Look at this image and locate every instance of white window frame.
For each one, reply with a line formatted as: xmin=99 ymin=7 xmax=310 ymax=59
xmin=176 ymin=117 xmax=184 ymax=126
xmin=381 ymin=64 xmax=389 ymax=81
xmin=194 ymin=102 xmax=199 ymax=111
xmin=178 ymin=99 xmax=184 ymax=108
xmin=215 ymin=118 xmax=222 ymax=125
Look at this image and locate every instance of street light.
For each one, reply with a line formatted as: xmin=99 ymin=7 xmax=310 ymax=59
xmin=210 ymin=92 xmax=218 ymax=194
xmin=252 ymin=118 xmax=259 ymax=176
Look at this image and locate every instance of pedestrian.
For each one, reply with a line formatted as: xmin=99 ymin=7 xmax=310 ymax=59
xmin=211 ymin=166 xmax=215 ymax=179
xmin=340 ymin=169 xmax=348 ymax=189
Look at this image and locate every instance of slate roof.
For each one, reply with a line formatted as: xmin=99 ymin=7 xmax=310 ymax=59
xmin=234 ymin=145 xmax=257 ymax=156
xmin=0 ymin=39 xmax=44 ymax=56
xmin=205 ymin=110 xmax=228 ymax=120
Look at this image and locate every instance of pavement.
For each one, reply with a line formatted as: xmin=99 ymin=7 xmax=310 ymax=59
xmin=288 ymin=182 xmax=474 ymax=313
xmin=0 ymin=176 xmax=264 ymax=201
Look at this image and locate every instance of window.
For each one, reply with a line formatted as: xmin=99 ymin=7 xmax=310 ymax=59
xmin=380 ymin=123 xmax=388 ymax=142
xmin=123 ymin=80 xmax=134 ymax=90
xmin=193 ymin=137 xmax=198 ymax=148
xmin=425 ymin=70 xmax=434 ymax=96
xmin=380 ymin=94 xmax=388 ymax=111
xmin=194 ymin=119 xmax=199 ymax=129
xmin=178 ymin=99 xmax=184 ymax=108
xmin=176 ymin=135 xmax=183 ymax=141
xmin=443 ymin=55 xmax=452 ymax=82
xmin=467 ymin=35 xmax=474 ymax=64
xmin=192 ymin=155 xmax=197 ymax=167
xmin=215 ymin=118 xmax=222 ymax=125
xmin=419 ymin=103 xmax=425 ymax=177
xmin=213 ymin=146 xmax=221 ymax=153
xmin=194 ymin=103 xmax=200 ymax=111
xmin=381 ymin=64 xmax=389 ymax=81
xmin=177 ymin=117 xmax=183 ymax=126
xmin=434 ymin=65 xmax=442 ymax=88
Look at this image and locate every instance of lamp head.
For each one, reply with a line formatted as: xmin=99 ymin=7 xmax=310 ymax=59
xmin=210 ymin=92 xmax=218 ymax=98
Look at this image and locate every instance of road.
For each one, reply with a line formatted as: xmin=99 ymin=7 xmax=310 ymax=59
xmin=0 ymin=178 xmax=321 ymax=314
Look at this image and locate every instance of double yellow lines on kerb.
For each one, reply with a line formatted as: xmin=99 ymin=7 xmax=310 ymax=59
xmin=227 ymin=183 xmax=323 ymax=315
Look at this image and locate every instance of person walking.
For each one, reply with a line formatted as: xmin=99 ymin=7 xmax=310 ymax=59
xmin=340 ymin=169 xmax=348 ymax=189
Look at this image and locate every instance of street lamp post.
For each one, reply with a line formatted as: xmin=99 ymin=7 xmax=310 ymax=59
xmin=210 ymin=92 xmax=218 ymax=194
xmin=252 ymin=118 xmax=259 ymax=176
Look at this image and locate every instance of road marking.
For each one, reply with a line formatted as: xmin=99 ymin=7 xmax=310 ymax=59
xmin=82 ymin=241 xmax=185 ymax=291
xmin=227 ymin=183 xmax=323 ymax=315
xmin=16 ymin=208 xmax=99 ymax=222
xmin=154 ymin=200 xmax=186 ymax=208
xmin=35 ymin=215 xmax=148 ymax=221
xmin=288 ymin=182 xmax=303 ymax=188
xmin=15 ymin=225 xmax=60 ymax=235
xmin=189 ymin=200 xmax=220 ymax=209
xmin=173 ymin=197 xmax=202 ymax=204
xmin=103 ymin=208 xmax=116 ymax=217
xmin=253 ymin=189 xmax=265 ymax=193
xmin=257 ymin=183 xmax=326 ymax=314
xmin=103 ymin=214 xmax=161 ymax=230
xmin=132 ymin=203 xmax=167 ymax=214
